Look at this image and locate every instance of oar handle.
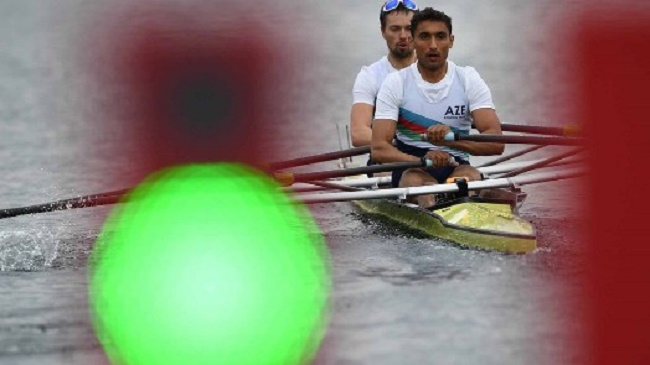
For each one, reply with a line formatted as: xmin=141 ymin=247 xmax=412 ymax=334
xmin=419 ymin=132 xmax=457 ymax=142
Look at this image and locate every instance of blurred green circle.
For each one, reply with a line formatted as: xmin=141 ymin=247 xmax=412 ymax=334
xmin=90 ymin=163 xmax=330 ymax=365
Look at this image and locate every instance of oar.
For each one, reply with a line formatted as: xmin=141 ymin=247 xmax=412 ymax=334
xmin=421 ymin=132 xmax=585 ymax=146
xmin=307 ymin=181 xmax=363 ymax=192
xmin=286 ymin=176 xmax=393 ymax=193
xmin=287 ymin=182 xmax=363 ymax=193
xmin=476 ymin=145 xmax=545 ymax=167
xmin=0 ymin=160 xmax=417 ymax=219
xmin=295 ymin=168 xmax=586 ymax=204
xmin=495 ymin=148 xmax=584 ymax=178
xmin=0 ymin=192 xmax=127 ymax=220
xmin=500 ymin=123 xmax=581 ymax=137
xmin=547 ymin=157 xmax=584 ymax=169
xmin=274 ymin=160 xmax=430 ymax=186
xmin=267 ymin=146 xmax=370 ymax=171
xmin=472 ymin=123 xmax=581 ymax=136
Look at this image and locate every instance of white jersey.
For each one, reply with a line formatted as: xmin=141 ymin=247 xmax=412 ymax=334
xmin=352 ymin=56 xmax=398 ymax=106
xmin=374 ymin=61 xmax=495 ymax=161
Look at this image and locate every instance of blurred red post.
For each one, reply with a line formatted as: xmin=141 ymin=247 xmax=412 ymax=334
xmin=86 ymin=3 xmax=301 ymax=180
xmin=580 ymin=11 xmax=650 ymax=364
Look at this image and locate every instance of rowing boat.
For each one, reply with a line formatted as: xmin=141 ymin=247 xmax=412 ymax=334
xmin=351 ymin=189 xmax=536 ymax=254
xmin=334 ymin=162 xmax=536 ymax=253
xmin=294 ymin=159 xmax=584 ymax=254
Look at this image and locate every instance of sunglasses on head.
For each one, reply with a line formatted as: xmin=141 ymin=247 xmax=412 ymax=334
xmin=382 ymin=0 xmax=418 ymax=12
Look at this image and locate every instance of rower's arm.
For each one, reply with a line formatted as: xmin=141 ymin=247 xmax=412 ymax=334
xmin=441 ymin=109 xmax=505 ymax=156
xmin=350 ymin=103 xmax=374 ymax=147
xmin=372 ymin=72 xmax=416 ymax=162
xmin=371 ymin=119 xmax=420 ymax=163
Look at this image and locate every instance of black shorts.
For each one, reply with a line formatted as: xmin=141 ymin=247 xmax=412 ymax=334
xmin=391 ymin=140 xmax=469 ymax=188
xmin=366 ymin=156 xmax=375 ymax=177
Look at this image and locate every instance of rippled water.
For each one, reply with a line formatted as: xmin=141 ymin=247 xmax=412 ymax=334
xmin=0 ymin=1 xmax=595 ymax=364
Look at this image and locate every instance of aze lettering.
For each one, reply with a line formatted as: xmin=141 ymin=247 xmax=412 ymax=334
xmin=444 ymin=105 xmax=467 ymax=120
xmin=445 ymin=105 xmax=466 ymax=116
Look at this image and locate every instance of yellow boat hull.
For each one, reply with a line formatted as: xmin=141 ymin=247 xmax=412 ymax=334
xmin=353 ymin=197 xmax=536 ymax=254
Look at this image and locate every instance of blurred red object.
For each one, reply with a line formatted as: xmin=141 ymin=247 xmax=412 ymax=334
xmin=580 ymin=10 xmax=650 ymax=365
xmin=85 ymin=3 xmax=301 ymax=177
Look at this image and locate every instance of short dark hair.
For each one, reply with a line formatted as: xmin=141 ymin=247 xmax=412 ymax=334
xmin=411 ymin=8 xmax=453 ymax=36
xmin=380 ymin=3 xmax=416 ymax=32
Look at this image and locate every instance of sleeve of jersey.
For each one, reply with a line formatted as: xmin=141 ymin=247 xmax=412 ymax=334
xmin=352 ymin=67 xmax=378 ymax=105
xmin=373 ymin=73 xmax=403 ymax=122
xmin=465 ymin=67 xmax=496 ymax=112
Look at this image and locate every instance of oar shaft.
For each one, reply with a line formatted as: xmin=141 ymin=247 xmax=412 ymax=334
xmin=287 ymin=176 xmax=393 ymax=191
xmin=268 ymin=146 xmax=370 ymax=171
xmin=308 ymin=181 xmax=363 ymax=192
xmin=476 ymin=145 xmax=545 ymax=167
xmin=274 ymin=160 xmax=425 ymax=186
xmin=442 ymin=132 xmax=584 ymax=146
xmin=497 ymin=148 xmax=583 ymax=178
xmin=500 ymin=123 xmax=581 ymax=137
xmin=0 ymin=194 xmax=122 ymax=219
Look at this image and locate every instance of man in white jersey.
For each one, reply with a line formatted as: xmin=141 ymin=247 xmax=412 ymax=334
xmin=371 ymin=7 xmax=504 ymax=208
xmin=349 ymin=0 xmax=418 ymax=147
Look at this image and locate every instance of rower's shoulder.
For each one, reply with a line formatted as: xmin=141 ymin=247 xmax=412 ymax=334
xmin=450 ymin=62 xmax=490 ymax=92
xmin=451 ymin=62 xmax=484 ymax=80
xmin=449 ymin=61 xmax=475 ymax=73
xmin=359 ymin=56 xmax=391 ymax=74
xmin=381 ymin=68 xmax=405 ymax=86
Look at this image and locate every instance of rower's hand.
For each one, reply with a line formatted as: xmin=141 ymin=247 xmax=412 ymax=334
xmin=425 ymin=124 xmax=452 ymax=143
xmin=423 ymin=150 xmax=458 ymax=167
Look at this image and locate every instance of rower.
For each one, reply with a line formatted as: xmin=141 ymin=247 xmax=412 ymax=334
xmin=349 ymin=0 xmax=419 ymax=176
xmin=349 ymin=0 xmax=418 ymax=148
xmin=371 ymin=7 xmax=504 ymax=208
